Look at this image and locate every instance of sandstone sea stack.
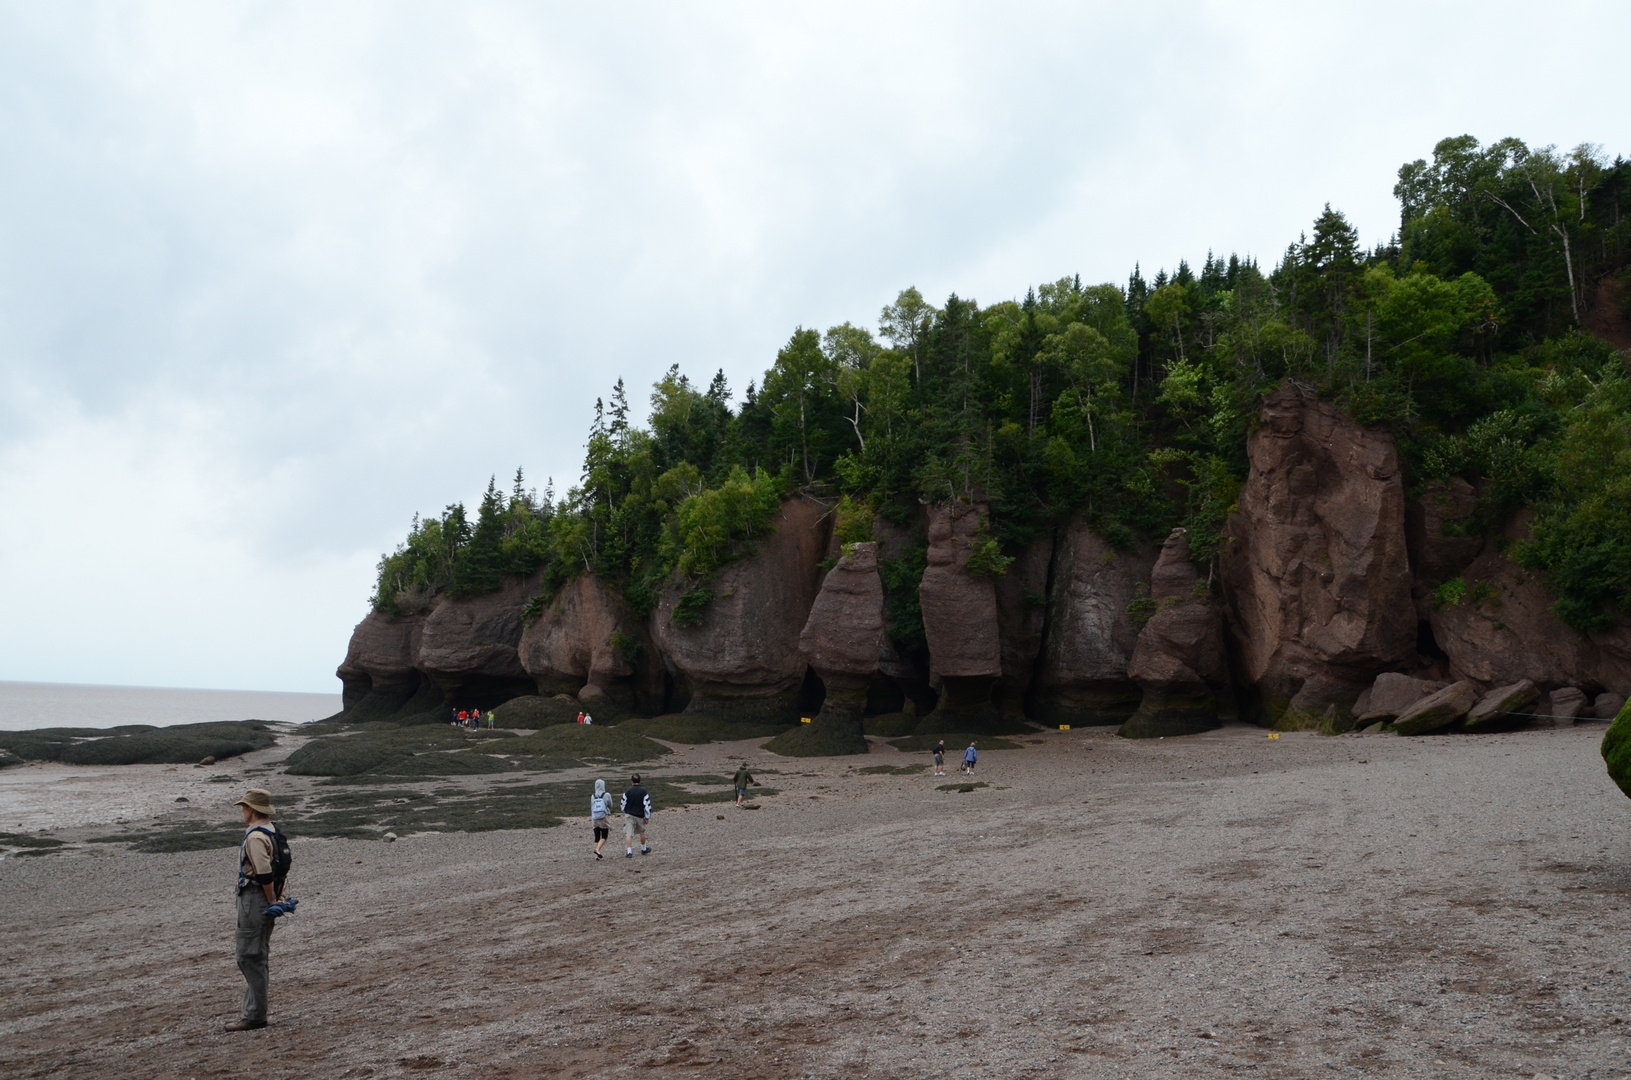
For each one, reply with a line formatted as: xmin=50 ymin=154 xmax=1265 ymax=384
xmin=1222 ymin=381 xmax=1415 ymax=721
xmin=765 ymin=541 xmax=885 ymax=755
xmin=916 ymin=503 xmax=1003 ymax=732
xmin=651 ymin=497 xmax=829 ymax=724
xmin=518 ymin=575 xmax=663 ymax=716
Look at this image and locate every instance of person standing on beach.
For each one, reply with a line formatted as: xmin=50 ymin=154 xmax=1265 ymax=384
xmin=733 ymin=762 xmax=757 ymax=806
xmin=933 ymin=739 xmax=946 ymax=776
xmin=228 ymin=788 xmax=290 ymax=1031
xmin=622 ymin=774 xmax=652 ymax=857
xmin=962 ymin=743 xmax=977 ymax=776
xmin=590 ymin=779 xmax=614 ymax=859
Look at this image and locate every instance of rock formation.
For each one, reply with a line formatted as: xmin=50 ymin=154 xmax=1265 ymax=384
xmin=1121 ymin=529 xmax=1228 ymax=738
xmin=518 ymin=575 xmax=661 ymax=715
xmin=1393 ymin=680 xmax=1480 ymax=736
xmin=767 ymin=541 xmax=885 ymax=755
xmin=1032 ymin=521 xmax=1154 ymax=726
xmin=336 ymin=610 xmax=425 ymax=712
xmin=1355 ymin=673 xmax=1444 ymax=725
xmin=651 ymin=497 xmax=829 ymax=723
xmin=1545 ymin=687 xmax=1588 ymax=726
xmin=917 ymin=503 xmax=1004 ymax=731
xmin=1596 ymin=693 xmax=1627 ymax=720
xmin=1222 ymin=382 xmax=1415 ymax=719
xmin=1463 ymin=680 xmax=1540 ymax=732
xmin=993 ymin=534 xmax=1053 ymax=718
xmin=415 ymin=575 xmax=538 ymax=708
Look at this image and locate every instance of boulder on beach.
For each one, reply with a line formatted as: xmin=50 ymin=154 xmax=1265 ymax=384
xmin=1595 ymin=693 xmax=1626 ymax=721
xmin=1121 ymin=529 xmax=1228 ymax=739
xmin=1221 ymin=383 xmax=1415 ymax=720
xmin=1393 ymin=680 xmax=1480 ymax=736
xmin=1546 ymin=687 xmax=1588 ymax=726
xmin=1357 ymin=673 xmax=1445 ymax=723
xmin=1463 ymin=680 xmax=1541 ymax=732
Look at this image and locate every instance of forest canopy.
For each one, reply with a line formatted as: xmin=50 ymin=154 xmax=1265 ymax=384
xmin=372 ymin=135 xmax=1631 ymax=634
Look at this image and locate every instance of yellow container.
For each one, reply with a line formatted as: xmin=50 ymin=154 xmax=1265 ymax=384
xmin=1268 ymin=732 xmax=1280 ymax=739
xmin=1059 ymin=725 xmax=1070 ymax=731
xmin=800 ymin=717 xmax=812 ymax=723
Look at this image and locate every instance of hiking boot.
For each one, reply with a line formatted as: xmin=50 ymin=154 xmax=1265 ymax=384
xmin=224 ymin=1019 xmax=267 ymax=1031
xmin=641 ymin=846 xmax=651 ymax=855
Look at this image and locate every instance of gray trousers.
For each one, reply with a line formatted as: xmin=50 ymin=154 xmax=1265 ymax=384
xmin=235 ymin=887 xmax=274 ymax=1021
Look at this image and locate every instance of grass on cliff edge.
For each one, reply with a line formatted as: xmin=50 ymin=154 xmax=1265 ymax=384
xmin=0 ymin=722 xmax=275 ymax=766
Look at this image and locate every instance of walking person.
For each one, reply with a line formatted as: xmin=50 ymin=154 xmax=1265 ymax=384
xmin=228 ymin=788 xmax=294 ymax=1031
xmin=471 ymin=708 xmax=481 ymax=729
xmin=733 ymin=762 xmax=758 ymax=806
xmin=933 ymin=739 xmax=946 ymax=776
xmin=962 ymin=742 xmax=977 ymax=776
xmin=590 ymin=779 xmax=614 ymax=859
xmin=622 ymin=774 xmax=652 ymax=857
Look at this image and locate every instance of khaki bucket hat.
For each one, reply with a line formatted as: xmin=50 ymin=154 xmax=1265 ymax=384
xmin=234 ymin=788 xmax=274 ymax=815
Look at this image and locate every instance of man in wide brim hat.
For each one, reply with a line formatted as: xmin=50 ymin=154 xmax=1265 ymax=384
xmin=228 ymin=788 xmax=285 ymax=1031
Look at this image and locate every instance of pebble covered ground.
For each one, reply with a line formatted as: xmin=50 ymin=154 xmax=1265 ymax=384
xmin=2 ymin=722 xmax=1628 ymax=1079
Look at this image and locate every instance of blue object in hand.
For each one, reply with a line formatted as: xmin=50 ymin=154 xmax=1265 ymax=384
xmin=263 ymin=897 xmax=298 ymax=919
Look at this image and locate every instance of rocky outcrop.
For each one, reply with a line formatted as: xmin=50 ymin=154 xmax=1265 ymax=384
xmin=416 ymin=575 xmax=538 ymax=707
xmin=1545 ymin=687 xmax=1588 ymax=726
xmin=518 ymin=575 xmax=662 ymax=715
xmin=1222 ymin=382 xmax=1415 ymax=719
xmin=1463 ymin=680 xmax=1540 ymax=732
xmin=993 ymin=534 xmax=1053 ymax=718
xmin=1121 ymin=529 xmax=1228 ymax=738
xmin=1597 ymin=693 xmax=1627 ymax=720
xmin=1428 ymin=519 xmax=1631 ymax=697
xmin=1406 ymin=478 xmax=1485 ymax=591
xmin=1356 ymin=673 xmax=1444 ymax=724
xmin=1032 ymin=521 xmax=1155 ymax=725
xmin=917 ymin=504 xmax=1003 ymax=731
xmin=1394 ymin=680 xmax=1480 ymax=736
xmin=651 ymin=497 xmax=829 ymax=723
xmin=769 ymin=541 xmax=885 ymax=755
xmin=336 ymin=611 xmax=425 ymax=709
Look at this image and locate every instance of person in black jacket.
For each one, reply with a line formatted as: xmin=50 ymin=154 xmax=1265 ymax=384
xmin=622 ymin=774 xmax=652 ymax=857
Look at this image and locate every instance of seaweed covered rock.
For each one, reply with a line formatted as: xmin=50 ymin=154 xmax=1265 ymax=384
xmin=1222 ymin=382 xmax=1415 ymax=719
xmin=917 ymin=504 xmax=1003 ymax=732
xmin=1463 ymin=679 xmax=1541 ymax=732
xmin=651 ymin=497 xmax=829 ymax=724
xmin=1031 ymin=521 xmax=1155 ymax=726
xmin=769 ymin=541 xmax=885 ymax=756
xmin=1121 ymin=530 xmax=1228 ymax=738
xmin=518 ymin=575 xmax=662 ymax=714
xmin=1393 ymin=680 xmax=1480 ymax=736
xmin=1601 ymin=698 xmax=1631 ymax=799
xmin=417 ymin=575 xmax=538 ymax=708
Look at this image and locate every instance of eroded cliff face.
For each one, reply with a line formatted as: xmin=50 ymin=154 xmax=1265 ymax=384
xmin=775 ymin=540 xmax=885 ymax=754
xmin=1221 ymin=382 xmax=1415 ymax=718
xmin=335 ymin=611 xmax=425 ymax=711
xmin=917 ymin=503 xmax=1003 ymax=731
xmin=650 ymin=497 xmax=830 ymax=723
xmin=1122 ymin=529 xmax=1229 ymax=738
xmin=1031 ymin=521 xmax=1154 ymax=726
xmin=416 ymin=575 xmax=538 ymax=707
xmin=518 ymin=575 xmax=663 ymax=714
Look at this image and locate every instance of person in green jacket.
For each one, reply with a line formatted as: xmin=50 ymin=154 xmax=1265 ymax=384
xmin=733 ymin=763 xmax=758 ymax=806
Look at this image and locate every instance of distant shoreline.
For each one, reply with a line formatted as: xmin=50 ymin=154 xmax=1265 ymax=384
xmin=0 ymin=681 xmax=340 ymax=732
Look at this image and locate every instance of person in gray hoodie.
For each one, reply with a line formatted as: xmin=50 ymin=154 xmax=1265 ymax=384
xmin=590 ymin=779 xmax=614 ymax=860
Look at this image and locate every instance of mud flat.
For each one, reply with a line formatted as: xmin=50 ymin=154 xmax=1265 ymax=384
xmin=2 ymin=724 xmax=1629 ymax=1079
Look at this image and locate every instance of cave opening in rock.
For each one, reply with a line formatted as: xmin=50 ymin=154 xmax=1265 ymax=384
xmin=1416 ymin=620 xmax=1449 ymax=662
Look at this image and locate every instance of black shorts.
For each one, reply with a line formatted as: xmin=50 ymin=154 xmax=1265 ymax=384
xmin=593 ymin=825 xmax=609 ymax=841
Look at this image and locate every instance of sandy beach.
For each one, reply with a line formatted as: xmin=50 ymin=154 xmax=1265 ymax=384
xmin=3 ymin=723 xmax=1629 ymax=1079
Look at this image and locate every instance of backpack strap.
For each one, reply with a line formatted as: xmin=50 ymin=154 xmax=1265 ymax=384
xmin=241 ymin=825 xmax=279 ymax=887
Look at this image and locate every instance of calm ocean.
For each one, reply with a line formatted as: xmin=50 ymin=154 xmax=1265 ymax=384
xmin=0 ymin=681 xmax=342 ymax=732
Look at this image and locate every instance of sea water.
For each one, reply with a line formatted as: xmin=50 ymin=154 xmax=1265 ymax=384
xmin=0 ymin=680 xmax=341 ymax=732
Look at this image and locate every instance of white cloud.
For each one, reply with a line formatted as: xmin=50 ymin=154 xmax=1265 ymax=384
xmin=0 ymin=0 xmax=1624 ymax=690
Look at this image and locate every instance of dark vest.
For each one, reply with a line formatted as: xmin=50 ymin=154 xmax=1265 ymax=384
xmin=622 ymin=785 xmax=649 ymax=815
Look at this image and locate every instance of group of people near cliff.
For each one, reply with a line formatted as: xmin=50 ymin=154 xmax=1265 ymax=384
xmin=452 ymin=708 xmax=493 ymax=729
xmin=222 ymin=736 xmax=983 ymax=1030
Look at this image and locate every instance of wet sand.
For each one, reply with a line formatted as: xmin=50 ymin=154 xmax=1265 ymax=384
xmin=2 ymin=723 xmax=1628 ymax=1079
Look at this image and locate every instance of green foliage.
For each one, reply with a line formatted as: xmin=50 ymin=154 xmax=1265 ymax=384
xmin=1126 ymin=583 xmax=1156 ymax=631
xmin=963 ymin=537 xmax=1013 ymax=580
xmin=1603 ymin=697 xmax=1631 ymax=800
xmin=367 ymin=132 xmax=1631 ymax=640
xmin=1432 ymin=577 xmax=1467 ymax=608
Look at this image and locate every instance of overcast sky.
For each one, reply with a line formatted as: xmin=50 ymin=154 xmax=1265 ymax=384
xmin=1 ymin=1 xmax=1625 ymax=693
